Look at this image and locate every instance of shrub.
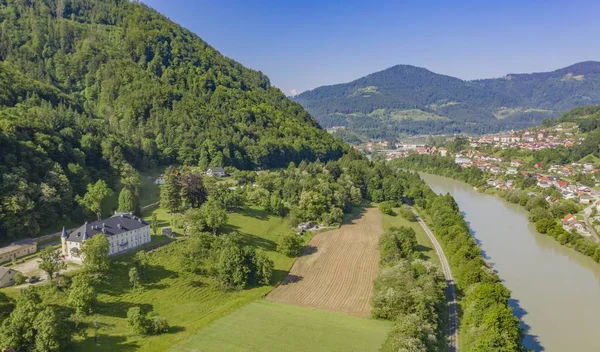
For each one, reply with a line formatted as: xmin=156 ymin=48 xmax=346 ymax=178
xmin=148 ymin=314 xmax=170 ymax=334
xmin=13 ymin=272 xmax=25 ymax=285
xmin=398 ymin=205 xmax=416 ymax=222
xmin=378 ymin=201 xmax=395 ymax=215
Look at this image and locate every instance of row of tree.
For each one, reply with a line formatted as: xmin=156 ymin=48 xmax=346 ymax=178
xmin=373 ymin=226 xmax=447 ymax=352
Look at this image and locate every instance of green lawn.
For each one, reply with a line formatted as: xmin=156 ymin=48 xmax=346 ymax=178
xmin=381 ymin=208 xmax=439 ymax=266
xmin=1 ymin=206 xmax=299 ymax=352
xmin=170 ymin=300 xmax=391 ymax=352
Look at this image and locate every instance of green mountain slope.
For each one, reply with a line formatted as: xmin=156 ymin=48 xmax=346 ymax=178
xmin=294 ymin=62 xmax=600 ymax=139
xmin=0 ymin=0 xmax=345 ymax=240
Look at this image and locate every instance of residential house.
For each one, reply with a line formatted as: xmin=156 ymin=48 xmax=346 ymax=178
xmin=0 ymin=267 xmax=20 ymax=288
xmin=537 ymin=177 xmax=552 ymax=188
xmin=61 ymin=213 xmax=151 ymax=262
xmin=510 ymin=160 xmax=525 ymax=167
xmin=580 ymin=193 xmax=593 ymax=204
xmin=490 ymin=167 xmax=503 ymax=175
xmin=506 ymin=168 xmax=518 ymax=175
xmin=207 ymin=167 xmax=227 ymax=178
xmin=0 ymin=239 xmax=37 ymax=264
xmin=154 ymin=175 xmax=166 ymax=185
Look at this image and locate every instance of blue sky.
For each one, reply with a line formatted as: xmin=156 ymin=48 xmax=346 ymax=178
xmin=142 ymin=0 xmax=600 ymax=95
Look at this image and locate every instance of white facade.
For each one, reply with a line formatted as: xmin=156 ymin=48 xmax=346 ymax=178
xmin=62 ymin=222 xmax=151 ymax=262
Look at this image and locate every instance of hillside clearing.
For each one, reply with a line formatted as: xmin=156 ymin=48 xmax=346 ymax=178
xmin=266 ymin=207 xmax=383 ymax=316
xmin=170 ymin=300 xmax=391 ymax=352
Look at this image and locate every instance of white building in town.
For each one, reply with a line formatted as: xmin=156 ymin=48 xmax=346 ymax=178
xmin=61 ymin=213 xmax=151 ymax=262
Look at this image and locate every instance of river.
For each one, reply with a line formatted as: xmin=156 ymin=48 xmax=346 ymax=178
xmin=420 ymin=173 xmax=600 ymax=352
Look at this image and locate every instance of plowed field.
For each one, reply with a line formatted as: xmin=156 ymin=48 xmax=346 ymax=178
xmin=266 ymin=207 xmax=383 ymax=316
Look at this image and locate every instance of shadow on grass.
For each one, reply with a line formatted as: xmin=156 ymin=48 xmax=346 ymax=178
xmin=166 ymin=325 xmax=186 ymax=334
xmin=77 ymin=334 xmax=140 ymax=352
xmin=95 ymin=301 xmax=154 ymax=319
xmin=189 ymin=280 xmax=206 ymax=288
xmin=270 ymin=269 xmax=290 ymax=285
xmin=236 ymin=207 xmax=270 ymax=221
xmin=96 ymin=260 xmax=178 ymax=296
xmin=342 ymin=204 xmax=368 ymax=225
xmin=415 ymin=244 xmax=433 ymax=261
xmin=238 ymin=232 xmax=277 ymax=252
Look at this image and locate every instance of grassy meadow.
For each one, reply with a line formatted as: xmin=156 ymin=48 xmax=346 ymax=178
xmin=171 ymin=300 xmax=391 ymax=352
xmin=1 ymin=205 xmax=301 ymax=351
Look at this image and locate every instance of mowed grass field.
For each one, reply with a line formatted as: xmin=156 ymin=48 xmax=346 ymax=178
xmin=381 ymin=207 xmax=439 ymax=266
xmin=170 ymin=300 xmax=391 ymax=352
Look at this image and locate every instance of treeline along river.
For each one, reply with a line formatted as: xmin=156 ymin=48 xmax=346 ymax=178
xmin=420 ymin=173 xmax=600 ymax=352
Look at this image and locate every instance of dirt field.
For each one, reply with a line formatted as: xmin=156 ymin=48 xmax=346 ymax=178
xmin=266 ymin=207 xmax=383 ymax=316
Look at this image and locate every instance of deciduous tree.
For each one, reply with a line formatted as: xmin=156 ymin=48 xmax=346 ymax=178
xmin=38 ymin=247 xmax=67 ymax=280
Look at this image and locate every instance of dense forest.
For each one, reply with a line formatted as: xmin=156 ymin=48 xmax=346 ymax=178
xmin=294 ymin=62 xmax=600 ymax=139
xmin=0 ymin=0 xmax=348 ymax=240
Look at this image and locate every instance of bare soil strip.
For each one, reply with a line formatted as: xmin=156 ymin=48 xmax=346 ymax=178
xmin=266 ymin=207 xmax=383 ymax=316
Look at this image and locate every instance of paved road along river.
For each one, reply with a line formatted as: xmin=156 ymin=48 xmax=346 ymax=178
xmin=421 ymin=173 xmax=600 ymax=352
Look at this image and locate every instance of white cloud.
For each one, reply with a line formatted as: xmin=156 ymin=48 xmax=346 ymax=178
xmin=289 ymin=89 xmax=298 ymax=96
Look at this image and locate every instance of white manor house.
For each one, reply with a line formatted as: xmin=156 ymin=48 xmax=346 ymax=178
xmin=61 ymin=212 xmax=151 ymax=262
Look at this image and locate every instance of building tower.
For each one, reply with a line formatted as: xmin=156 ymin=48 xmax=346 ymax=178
xmin=60 ymin=227 xmax=69 ymax=257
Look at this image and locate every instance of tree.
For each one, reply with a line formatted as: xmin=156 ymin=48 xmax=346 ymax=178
xmin=277 ymin=232 xmax=304 ymax=257
xmin=127 ymin=307 xmax=149 ymax=335
xmin=350 ymin=186 xmax=362 ymax=206
xmin=379 ymin=227 xmax=418 ymax=265
xmin=160 ymin=169 xmax=182 ymax=215
xmin=180 ymin=172 xmax=207 ymax=208
xmin=216 ymin=243 xmax=250 ymax=290
xmin=118 ymin=187 xmax=137 ymax=214
xmin=38 ymin=247 xmax=67 ymax=280
xmin=134 ymin=251 xmax=150 ymax=281
xmin=76 ymin=180 xmax=112 ymax=220
xmin=199 ymin=198 xmax=228 ymax=234
xmin=297 ymin=191 xmax=327 ymax=222
xmin=33 ymin=307 xmax=71 ymax=352
xmin=252 ymin=250 xmax=274 ymax=285
xmin=68 ymin=274 xmax=96 ymax=315
xmin=0 ymin=287 xmax=42 ymax=350
xmin=129 ymin=267 xmax=141 ymax=290
xmin=126 ymin=308 xmax=169 ymax=335
xmin=150 ymin=213 xmax=159 ymax=236
xmin=0 ymin=287 xmax=72 ymax=352
xmin=81 ymin=235 xmax=110 ymax=274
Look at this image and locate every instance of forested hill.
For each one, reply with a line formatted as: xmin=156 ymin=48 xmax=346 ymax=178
xmin=294 ymin=61 xmax=600 ymax=139
xmin=0 ymin=0 xmax=346 ymax=240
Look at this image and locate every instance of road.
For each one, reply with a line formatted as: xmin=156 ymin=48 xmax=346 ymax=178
xmin=413 ymin=208 xmax=459 ymax=352
xmin=582 ymin=203 xmax=600 ymax=242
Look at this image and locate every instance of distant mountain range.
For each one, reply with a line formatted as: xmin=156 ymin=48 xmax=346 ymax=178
xmin=293 ymin=61 xmax=600 ymax=140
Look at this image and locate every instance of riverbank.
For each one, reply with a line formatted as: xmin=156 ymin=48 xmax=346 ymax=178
xmin=420 ymin=172 xmax=600 ymax=351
